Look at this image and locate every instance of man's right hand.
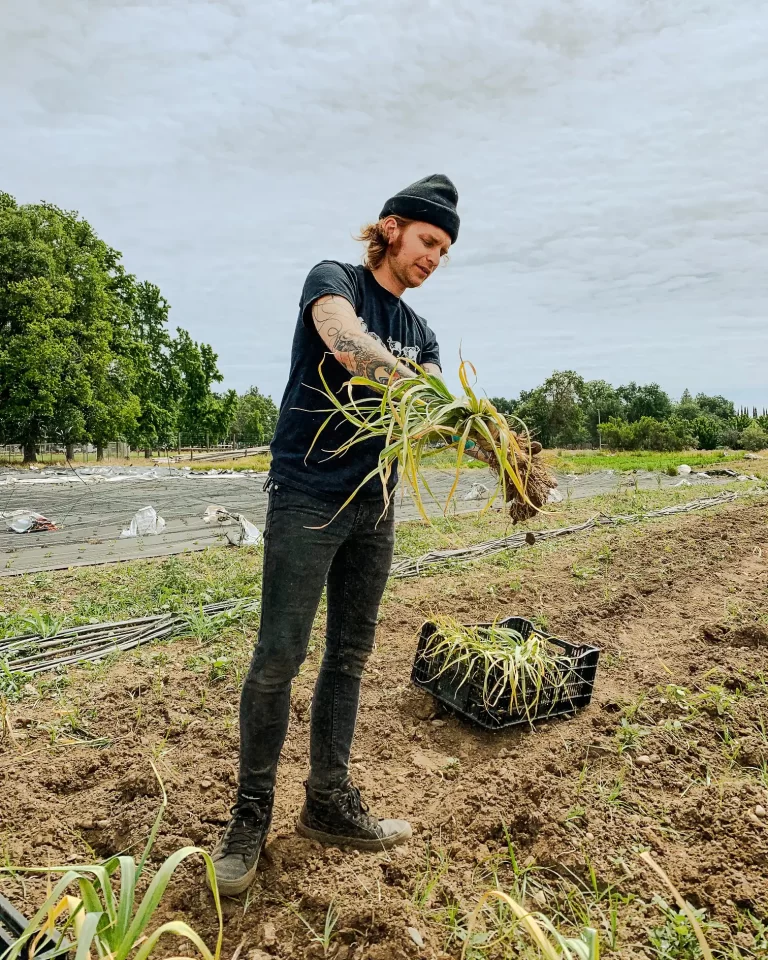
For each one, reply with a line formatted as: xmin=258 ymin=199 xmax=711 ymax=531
xmin=462 ymin=429 xmax=542 ymax=468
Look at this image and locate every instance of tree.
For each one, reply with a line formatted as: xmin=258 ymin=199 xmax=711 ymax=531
xmin=691 ymin=415 xmax=723 ymax=450
xmin=515 ymin=370 xmax=586 ymax=447
xmin=85 ymin=268 xmax=142 ymax=460
xmin=694 ymin=394 xmax=735 ymax=421
xmin=127 ymin=282 xmax=184 ymax=455
xmin=582 ymin=379 xmax=623 ymax=446
xmin=599 ymin=416 xmax=695 ymax=451
xmin=232 ymin=387 xmax=278 ymax=445
xmin=489 ymin=396 xmax=517 ymax=416
xmin=639 ymin=416 xmax=696 ymax=451
xmin=731 ymin=411 xmax=753 ymax=431
xmin=0 ymin=194 xmax=134 ymax=461
xmin=173 ymin=329 xmax=237 ymax=444
xmin=513 ymin=387 xmax=549 ymax=445
xmin=599 ymin=418 xmax=634 ymax=451
xmin=674 ymin=388 xmax=701 ymax=422
xmin=616 ymin=382 xmax=673 ymax=423
xmin=0 ymin=192 xmax=247 ymax=462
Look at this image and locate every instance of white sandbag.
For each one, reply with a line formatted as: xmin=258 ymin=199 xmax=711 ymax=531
xmin=463 ymin=482 xmax=490 ymax=501
xmin=2 ymin=509 xmax=57 ymax=533
xmin=120 ymin=505 xmax=166 ymax=538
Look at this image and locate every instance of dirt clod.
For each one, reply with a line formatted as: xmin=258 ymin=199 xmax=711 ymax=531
xmin=259 ymin=922 xmax=277 ymax=948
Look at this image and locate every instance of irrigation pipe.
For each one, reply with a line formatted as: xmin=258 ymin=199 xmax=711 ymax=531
xmin=389 ymin=489 xmax=766 ymax=579
xmin=1 ymin=598 xmax=258 ymax=676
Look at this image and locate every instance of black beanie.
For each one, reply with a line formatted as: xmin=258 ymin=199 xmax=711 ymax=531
xmin=379 ymin=174 xmax=460 ymax=244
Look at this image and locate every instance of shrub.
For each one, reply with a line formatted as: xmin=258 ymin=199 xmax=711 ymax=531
xmin=599 ymin=418 xmax=634 ymax=451
xmin=600 ymin=416 xmax=696 ymax=452
xmin=739 ymin=421 xmax=768 ymax=452
xmin=691 ymin=415 xmax=723 ymax=450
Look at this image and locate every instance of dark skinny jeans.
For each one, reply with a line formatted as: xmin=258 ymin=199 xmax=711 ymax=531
xmin=238 ymin=480 xmax=394 ymax=799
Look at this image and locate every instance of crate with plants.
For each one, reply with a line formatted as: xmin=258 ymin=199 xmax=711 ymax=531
xmin=411 ymin=615 xmax=600 ymax=730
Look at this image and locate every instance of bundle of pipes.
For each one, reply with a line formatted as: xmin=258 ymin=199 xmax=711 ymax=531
xmin=0 ymin=598 xmax=259 ymax=675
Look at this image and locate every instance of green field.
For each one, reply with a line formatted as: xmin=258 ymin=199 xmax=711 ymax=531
xmin=186 ymin=453 xmax=272 ymax=472
xmin=2 ymin=477 xmax=768 ymax=958
xmin=549 ymin=448 xmax=745 ymax=474
xmin=1 ymin=479 xmax=759 ymax=633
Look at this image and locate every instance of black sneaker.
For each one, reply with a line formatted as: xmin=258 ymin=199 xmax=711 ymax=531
xmin=296 ymin=778 xmax=411 ymax=851
xmin=212 ymin=793 xmax=273 ymax=896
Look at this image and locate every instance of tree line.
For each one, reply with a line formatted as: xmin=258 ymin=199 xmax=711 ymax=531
xmin=3 ymin=194 xmax=763 ymax=463
xmin=0 ymin=193 xmax=277 ymax=461
xmin=491 ymin=371 xmax=768 ymax=452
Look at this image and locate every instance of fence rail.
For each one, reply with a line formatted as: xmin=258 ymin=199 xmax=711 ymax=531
xmin=0 ymin=439 xmax=272 ymax=465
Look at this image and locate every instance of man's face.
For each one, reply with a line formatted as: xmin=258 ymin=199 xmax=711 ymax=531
xmin=385 ymin=220 xmax=451 ymax=289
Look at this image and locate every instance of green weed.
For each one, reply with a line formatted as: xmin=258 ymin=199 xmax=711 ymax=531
xmin=616 ymin=718 xmax=646 ymax=754
xmin=647 ymin=895 xmax=723 ymax=959
xmin=286 ymin=900 xmax=339 ymax=957
xmin=552 ymin=450 xmax=731 ymax=475
xmin=0 ymin=660 xmax=29 ymax=701
xmin=412 ymin=844 xmax=450 ymax=909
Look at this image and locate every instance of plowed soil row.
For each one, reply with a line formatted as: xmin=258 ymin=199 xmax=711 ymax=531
xmin=1 ymin=500 xmax=767 ymax=958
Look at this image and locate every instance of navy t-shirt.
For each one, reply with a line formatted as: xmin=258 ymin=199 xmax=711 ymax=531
xmin=269 ymin=261 xmax=441 ymax=500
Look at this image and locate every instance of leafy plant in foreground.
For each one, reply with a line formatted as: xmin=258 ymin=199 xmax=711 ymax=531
xmin=460 ymin=888 xmax=599 ymax=960
xmin=648 ymin=896 xmax=720 ymax=959
xmin=286 ymin=900 xmax=339 ymax=958
xmin=0 ymin=762 xmax=222 ymax=960
xmin=459 ymin=852 xmax=725 ymax=960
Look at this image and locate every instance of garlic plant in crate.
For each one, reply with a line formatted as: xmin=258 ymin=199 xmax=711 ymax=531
xmin=421 ymin=617 xmax=576 ymax=722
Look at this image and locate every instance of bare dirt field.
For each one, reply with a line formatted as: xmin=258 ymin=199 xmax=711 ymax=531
xmin=1 ymin=494 xmax=767 ymax=958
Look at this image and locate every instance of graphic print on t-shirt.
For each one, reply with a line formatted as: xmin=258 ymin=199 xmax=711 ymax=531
xmin=387 ymin=337 xmax=420 ymax=362
xmin=359 ymin=318 xmax=420 ymax=362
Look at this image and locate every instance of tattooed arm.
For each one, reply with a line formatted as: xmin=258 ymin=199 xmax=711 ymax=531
xmin=311 ymin=295 xmax=416 ymax=384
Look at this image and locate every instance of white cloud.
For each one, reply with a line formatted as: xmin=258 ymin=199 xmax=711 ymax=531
xmin=2 ymin=0 xmax=767 ymax=406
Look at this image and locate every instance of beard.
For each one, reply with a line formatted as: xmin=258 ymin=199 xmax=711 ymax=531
xmin=386 ymin=236 xmax=425 ymax=288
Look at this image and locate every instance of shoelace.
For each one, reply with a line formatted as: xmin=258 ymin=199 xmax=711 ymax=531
xmin=334 ymin=783 xmax=378 ymax=831
xmin=220 ymin=801 xmax=267 ymax=857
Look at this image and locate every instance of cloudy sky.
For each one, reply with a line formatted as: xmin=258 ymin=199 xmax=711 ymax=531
xmin=3 ymin=0 xmax=767 ymax=407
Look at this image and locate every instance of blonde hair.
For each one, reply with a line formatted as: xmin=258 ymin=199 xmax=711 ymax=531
xmin=355 ymin=215 xmax=413 ymax=270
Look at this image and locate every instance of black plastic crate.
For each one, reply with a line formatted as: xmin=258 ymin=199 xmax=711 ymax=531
xmin=0 ymin=893 xmax=69 ymax=960
xmin=411 ymin=616 xmax=600 ymax=731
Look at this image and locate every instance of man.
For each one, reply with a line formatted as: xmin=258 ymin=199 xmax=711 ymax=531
xmin=212 ymin=175 xmax=459 ymax=895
